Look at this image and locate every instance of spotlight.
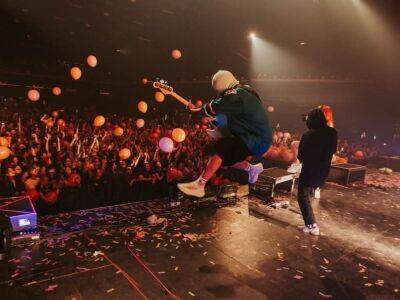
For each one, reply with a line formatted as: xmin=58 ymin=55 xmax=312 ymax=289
xmin=249 ymin=32 xmax=256 ymax=39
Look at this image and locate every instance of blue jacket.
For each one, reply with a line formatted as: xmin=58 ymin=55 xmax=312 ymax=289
xmin=202 ymin=85 xmax=272 ymax=156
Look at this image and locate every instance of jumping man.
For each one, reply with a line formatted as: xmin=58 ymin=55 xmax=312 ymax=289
xmin=178 ymin=70 xmax=272 ymax=197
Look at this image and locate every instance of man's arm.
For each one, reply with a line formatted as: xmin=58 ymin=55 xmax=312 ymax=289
xmin=201 ymin=91 xmax=243 ymax=117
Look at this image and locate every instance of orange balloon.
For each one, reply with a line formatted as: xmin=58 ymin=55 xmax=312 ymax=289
xmin=0 ymin=146 xmax=11 ymax=160
xmin=113 ymin=126 xmax=124 ymax=136
xmin=93 ymin=115 xmax=105 ymax=127
xmin=281 ymin=150 xmax=295 ymax=162
xmin=46 ymin=120 xmax=54 ymax=127
xmin=70 ymin=67 xmax=82 ymax=80
xmin=52 ymin=87 xmax=62 ymax=96
xmin=154 ymin=92 xmax=165 ymax=103
xmin=142 ymin=77 xmax=148 ymax=84
xmin=87 ymin=55 xmax=97 ymax=68
xmin=195 ymin=100 xmax=203 ymax=108
xmin=28 ymin=89 xmax=40 ymax=102
xmin=119 ymin=148 xmax=131 ymax=160
xmin=355 ymin=150 xmax=364 ymax=159
xmin=172 ymin=128 xmax=186 ymax=143
xmin=267 ymin=106 xmax=274 ymax=113
xmin=265 ymin=147 xmax=279 ymax=160
xmin=52 ymin=111 xmax=59 ymax=118
xmin=138 ymin=101 xmax=148 ymax=113
xmin=171 ymin=49 xmax=182 ymax=59
xmin=136 ymin=118 xmax=145 ymax=128
xmin=0 ymin=137 xmax=9 ymax=147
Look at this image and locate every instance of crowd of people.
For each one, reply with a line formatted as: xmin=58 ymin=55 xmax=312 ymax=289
xmin=0 ymin=97 xmax=215 ymax=214
xmin=0 ymin=96 xmax=388 ymax=215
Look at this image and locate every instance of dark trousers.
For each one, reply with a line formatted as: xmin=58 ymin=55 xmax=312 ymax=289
xmin=297 ymin=185 xmax=316 ymax=226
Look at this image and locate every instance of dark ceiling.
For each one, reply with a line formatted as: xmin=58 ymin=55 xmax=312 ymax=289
xmin=0 ymin=0 xmax=399 ymax=87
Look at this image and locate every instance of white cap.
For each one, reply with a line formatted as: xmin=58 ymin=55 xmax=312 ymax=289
xmin=211 ymin=70 xmax=239 ymax=94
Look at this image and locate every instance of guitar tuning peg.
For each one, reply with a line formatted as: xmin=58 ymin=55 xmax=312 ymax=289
xmin=160 ymin=79 xmax=165 ymax=84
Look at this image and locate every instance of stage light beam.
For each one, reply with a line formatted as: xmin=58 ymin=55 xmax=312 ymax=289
xmin=249 ymin=32 xmax=256 ymax=39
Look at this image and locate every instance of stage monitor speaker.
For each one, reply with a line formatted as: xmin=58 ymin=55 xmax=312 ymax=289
xmin=0 ymin=196 xmax=39 ymax=243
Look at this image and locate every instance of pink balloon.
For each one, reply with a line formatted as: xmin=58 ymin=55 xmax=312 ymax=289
xmin=159 ymin=137 xmax=174 ymax=153
xmin=136 ymin=119 xmax=145 ymax=128
xmin=267 ymin=106 xmax=274 ymax=113
xmin=171 ymin=49 xmax=182 ymax=59
xmin=87 ymin=55 xmax=97 ymax=68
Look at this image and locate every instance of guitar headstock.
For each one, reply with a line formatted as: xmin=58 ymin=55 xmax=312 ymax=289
xmin=153 ymin=80 xmax=173 ymax=95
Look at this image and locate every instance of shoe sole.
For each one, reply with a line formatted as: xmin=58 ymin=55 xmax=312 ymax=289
xmin=177 ymin=185 xmax=205 ymax=198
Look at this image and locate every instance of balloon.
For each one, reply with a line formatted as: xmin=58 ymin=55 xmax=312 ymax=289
xmin=0 ymin=137 xmax=9 ymax=147
xmin=265 ymin=147 xmax=279 ymax=160
xmin=195 ymin=100 xmax=203 ymax=108
xmin=87 ymin=55 xmax=97 ymax=68
xmin=142 ymin=77 xmax=148 ymax=84
xmin=154 ymin=92 xmax=165 ymax=103
xmin=267 ymin=106 xmax=274 ymax=113
xmin=52 ymin=87 xmax=61 ymax=96
xmin=281 ymin=150 xmax=295 ymax=162
xmin=172 ymin=128 xmax=186 ymax=143
xmin=46 ymin=119 xmax=54 ymax=127
xmin=93 ymin=115 xmax=105 ymax=127
xmin=43 ymin=190 xmax=58 ymax=205
xmin=113 ymin=127 xmax=124 ymax=136
xmin=355 ymin=150 xmax=364 ymax=159
xmin=0 ymin=146 xmax=10 ymax=160
xmin=119 ymin=148 xmax=131 ymax=160
xmin=171 ymin=49 xmax=182 ymax=59
xmin=136 ymin=118 xmax=145 ymax=128
xmin=57 ymin=119 xmax=65 ymax=127
xmin=138 ymin=101 xmax=148 ymax=113
xmin=70 ymin=67 xmax=82 ymax=80
xmin=26 ymin=189 xmax=40 ymax=202
xmin=52 ymin=111 xmax=59 ymax=118
xmin=28 ymin=89 xmax=40 ymax=102
xmin=159 ymin=137 xmax=174 ymax=153
xmin=283 ymin=132 xmax=291 ymax=139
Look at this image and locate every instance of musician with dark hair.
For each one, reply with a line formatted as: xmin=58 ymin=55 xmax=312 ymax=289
xmin=178 ymin=70 xmax=272 ymax=198
xmin=297 ymin=108 xmax=338 ymax=236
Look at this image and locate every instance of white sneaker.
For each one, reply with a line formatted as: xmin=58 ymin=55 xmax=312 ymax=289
xmin=287 ymin=163 xmax=302 ymax=174
xmin=299 ymin=224 xmax=320 ymax=236
xmin=248 ymin=163 xmax=264 ymax=184
xmin=177 ymin=180 xmax=205 ymax=198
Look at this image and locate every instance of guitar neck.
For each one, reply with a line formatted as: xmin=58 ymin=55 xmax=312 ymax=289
xmin=170 ymin=91 xmax=190 ymax=107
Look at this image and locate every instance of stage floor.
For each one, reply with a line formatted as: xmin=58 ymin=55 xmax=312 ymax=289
xmin=0 ymin=183 xmax=399 ymax=299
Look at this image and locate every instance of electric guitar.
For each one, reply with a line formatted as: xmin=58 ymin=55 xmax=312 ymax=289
xmin=153 ymin=80 xmax=230 ymax=140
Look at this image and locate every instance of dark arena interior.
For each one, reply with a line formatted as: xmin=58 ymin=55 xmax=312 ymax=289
xmin=0 ymin=1 xmax=400 ymax=299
